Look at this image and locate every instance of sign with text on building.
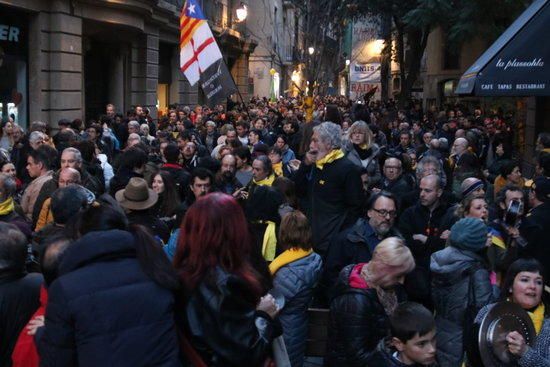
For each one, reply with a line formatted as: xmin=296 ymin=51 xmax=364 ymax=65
xmin=350 ymin=62 xmax=381 ymax=83
xmin=350 ymin=82 xmax=381 ymax=101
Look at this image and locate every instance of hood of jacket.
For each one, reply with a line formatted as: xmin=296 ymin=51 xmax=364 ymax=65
xmin=331 ymin=263 xmax=371 ymax=302
xmin=430 ymin=246 xmax=485 ymax=284
xmin=59 ymin=229 xmax=136 ymax=274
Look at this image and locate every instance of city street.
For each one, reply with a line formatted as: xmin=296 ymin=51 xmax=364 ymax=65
xmin=0 ymin=0 xmax=549 ymax=366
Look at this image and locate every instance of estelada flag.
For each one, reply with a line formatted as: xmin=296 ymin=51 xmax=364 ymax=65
xmin=180 ymin=0 xmax=238 ymax=105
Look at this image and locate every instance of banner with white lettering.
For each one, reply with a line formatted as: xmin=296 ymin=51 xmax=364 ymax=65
xmin=350 ymin=62 xmax=381 ymax=83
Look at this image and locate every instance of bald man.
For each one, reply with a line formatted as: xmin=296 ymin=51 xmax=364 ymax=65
xmin=450 ymin=138 xmax=480 ymax=198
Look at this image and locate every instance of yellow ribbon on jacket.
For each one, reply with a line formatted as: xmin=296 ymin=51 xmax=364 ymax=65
xmin=272 ymin=162 xmax=283 ymax=177
xmin=0 ymin=197 xmax=15 ymax=216
xmin=262 ymin=221 xmax=277 ymax=261
xmin=269 ymin=248 xmax=313 ymax=275
xmin=315 ymin=149 xmax=344 ymax=170
xmin=529 ymin=303 xmax=545 ymax=335
xmin=253 ymin=173 xmax=276 ymax=187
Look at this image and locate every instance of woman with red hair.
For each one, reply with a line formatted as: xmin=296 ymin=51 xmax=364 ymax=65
xmin=174 ymin=192 xmax=281 ymax=366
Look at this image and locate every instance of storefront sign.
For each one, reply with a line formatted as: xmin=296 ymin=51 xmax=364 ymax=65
xmin=0 ymin=14 xmax=27 ymax=56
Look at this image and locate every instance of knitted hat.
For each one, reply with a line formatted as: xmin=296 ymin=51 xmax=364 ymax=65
xmin=449 ymin=218 xmax=488 ymax=252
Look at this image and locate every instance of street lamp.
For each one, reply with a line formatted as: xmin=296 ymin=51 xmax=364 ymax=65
xmin=345 ymin=59 xmax=350 ymax=66
xmin=308 ymin=47 xmax=315 ymax=55
xmin=236 ymin=3 xmax=248 ymax=22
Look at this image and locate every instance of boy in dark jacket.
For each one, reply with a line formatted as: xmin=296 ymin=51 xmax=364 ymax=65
xmin=371 ymin=302 xmax=438 ymax=366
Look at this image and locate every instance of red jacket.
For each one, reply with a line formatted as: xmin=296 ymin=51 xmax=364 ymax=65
xmin=11 ymin=285 xmax=47 ymax=367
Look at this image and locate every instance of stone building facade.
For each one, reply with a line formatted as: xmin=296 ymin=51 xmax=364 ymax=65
xmin=0 ymin=0 xmax=254 ymax=128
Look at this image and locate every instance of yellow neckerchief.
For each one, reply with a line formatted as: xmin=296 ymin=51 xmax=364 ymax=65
xmin=507 ymin=299 xmax=545 ymax=335
xmin=315 ymin=149 xmax=344 ymax=170
xmin=529 ymin=303 xmax=545 ymax=335
xmin=269 ymin=248 xmax=313 ymax=275
xmin=0 ymin=197 xmax=15 ymax=216
xmin=261 ymin=221 xmax=277 ymax=261
xmin=358 ymin=143 xmax=369 ymax=149
xmin=253 ymin=173 xmax=275 ymax=187
xmin=272 ymin=162 xmax=283 ymax=177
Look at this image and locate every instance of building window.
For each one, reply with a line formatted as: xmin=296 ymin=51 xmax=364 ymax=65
xmin=442 ymin=36 xmax=460 ymax=70
xmin=0 ymin=9 xmax=28 ymax=126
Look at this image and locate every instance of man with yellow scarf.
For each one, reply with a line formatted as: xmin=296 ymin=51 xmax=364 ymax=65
xmin=246 ymin=156 xmax=279 ymax=261
xmin=292 ymin=121 xmax=363 ymax=258
xmin=0 ymin=173 xmax=31 ymax=239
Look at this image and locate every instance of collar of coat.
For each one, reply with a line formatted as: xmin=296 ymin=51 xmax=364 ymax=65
xmin=269 ymin=248 xmax=313 ymax=275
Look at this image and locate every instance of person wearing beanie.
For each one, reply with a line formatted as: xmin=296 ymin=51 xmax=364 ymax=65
xmin=429 ymin=218 xmax=496 ymax=366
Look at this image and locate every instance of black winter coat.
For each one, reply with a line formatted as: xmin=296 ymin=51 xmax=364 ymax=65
xmin=324 ymin=218 xmax=401 ymax=299
xmin=182 ymin=267 xmax=281 ymax=367
xmin=37 ymin=230 xmax=181 ymax=367
xmin=325 ymin=264 xmax=407 ymax=367
xmin=292 ymin=156 xmax=363 ymax=255
xmin=0 ymin=272 xmax=42 ymax=367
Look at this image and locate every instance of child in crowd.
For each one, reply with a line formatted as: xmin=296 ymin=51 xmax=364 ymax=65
xmin=372 ymin=302 xmax=438 ymax=366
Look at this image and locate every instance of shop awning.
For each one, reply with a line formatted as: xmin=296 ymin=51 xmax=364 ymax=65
xmin=456 ymin=0 xmax=550 ymax=96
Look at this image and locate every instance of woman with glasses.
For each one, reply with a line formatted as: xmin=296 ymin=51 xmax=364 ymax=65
xmin=342 ymin=121 xmax=381 ymax=189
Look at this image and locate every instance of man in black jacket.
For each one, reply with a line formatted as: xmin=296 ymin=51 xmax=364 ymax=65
xmin=399 ymin=174 xmax=451 ymax=308
xmin=378 ymin=157 xmax=414 ymax=206
xmin=520 ymin=177 xmax=550 ymax=285
xmin=0 ymin=223 xmax=42 ymax=365
xmin=292 ymin=122 xmax=363 ymax=256
xmin=324 ymin=192 xmax=401 ymax=296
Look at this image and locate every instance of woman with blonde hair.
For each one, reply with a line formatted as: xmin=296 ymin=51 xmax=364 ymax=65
xmin=326 ymin=237 xmax=415 ymax=366
xmin=343 ymin=120 xmax=381 ymax=188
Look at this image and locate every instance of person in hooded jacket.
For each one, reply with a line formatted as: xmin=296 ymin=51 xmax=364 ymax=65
xmin=342 ymin=120 xmax=381 ymax=189
xmin=430 ymin=217 xmax=496 ymax=367
xmin=36 ymin=196 xmax=181 ymax=367
xmin=269 ymin=211 xmax=322 ymax=367
xmin=325 ymin=237 xmax=415 ymax=367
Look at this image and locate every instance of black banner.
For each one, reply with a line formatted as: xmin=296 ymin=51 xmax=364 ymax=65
xmin=0 ymin=9 xmax=27 ymax=58
xmin=199 ymin=58 xmax=238 ymax=106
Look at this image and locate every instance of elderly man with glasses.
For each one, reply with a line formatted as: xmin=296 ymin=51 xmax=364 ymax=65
xmin=324 ymin=191 xmax=402 ymax=297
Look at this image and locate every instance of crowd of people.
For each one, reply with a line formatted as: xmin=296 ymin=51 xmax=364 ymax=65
xmin=0 ymin=95 xmax=549 ymax=367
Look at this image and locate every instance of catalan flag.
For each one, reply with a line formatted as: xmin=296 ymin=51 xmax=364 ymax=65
xmin=489 ymin=227 xmax=506 ymax=249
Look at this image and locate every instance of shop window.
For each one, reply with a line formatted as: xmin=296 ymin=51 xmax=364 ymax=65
xmin=0 ymin=11 xmax=27 ymax=126
xmin=157 ymin=84 xmax=169 ymax=117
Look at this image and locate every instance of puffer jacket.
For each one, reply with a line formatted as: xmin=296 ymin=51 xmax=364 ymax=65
xmin=343 ymin=142 xmax=381 ymax=188
xmin=430 ymin=247 xmax=495 ymax=367
xmin=37 ymin=229 xmax=181 ymax=367
xmin=325 ymin=264 xmax=407 ymax=367
xmin=271 ymin=252 xmax=322 ymax=367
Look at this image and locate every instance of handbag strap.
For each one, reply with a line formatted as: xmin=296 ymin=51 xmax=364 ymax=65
xmin=178 ymin=329 xmax=207 ymax=367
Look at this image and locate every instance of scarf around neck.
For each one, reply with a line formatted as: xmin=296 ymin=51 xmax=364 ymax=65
xmin=315 ymin=149 xmax=344 ymax=170
xmin=0 ymin=197 xmax=15 ymax=216
xmin=253 ymin=173 xmax=275 ymax=187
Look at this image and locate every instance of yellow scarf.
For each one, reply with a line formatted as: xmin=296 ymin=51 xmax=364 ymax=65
xmin=253 ymin=173 xmax=275 ymax=187
xmin=269 ymin=248 xmax=313 ymax=275
xmin=529 ymin=303 xmax=545 ymax=335
xmin=0 ymin=197 xmax=15 ymax=216
xmin=261 ymin=221 xmax=277 ymax=261
xmin=272 ymin=162 xmax=283 ymax=177
xmin=315 ymin=149 xmax=344 ymax=170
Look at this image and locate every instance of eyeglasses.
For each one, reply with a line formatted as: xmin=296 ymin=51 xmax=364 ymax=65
xmin=372 ymin=208 xmax=397 ymax=218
